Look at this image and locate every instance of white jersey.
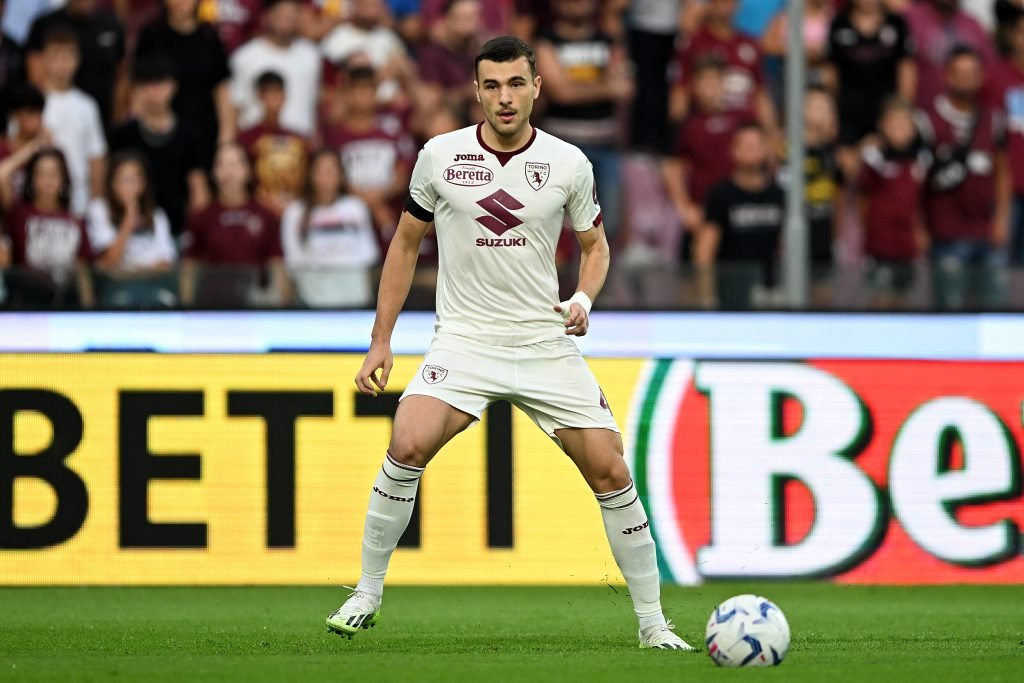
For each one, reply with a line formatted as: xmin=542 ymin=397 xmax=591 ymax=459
xmin=408 ymin=123 xmax=602 ymax=346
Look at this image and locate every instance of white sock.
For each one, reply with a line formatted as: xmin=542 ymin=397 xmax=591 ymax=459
xmin=355 ymin=452 xmax=423 ymax=598
xmin=597 ymin=480 xmax=667 ymax=631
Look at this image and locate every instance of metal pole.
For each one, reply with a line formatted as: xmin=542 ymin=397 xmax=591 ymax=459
xmin=783 ymin=0 xmax=808 ymax=308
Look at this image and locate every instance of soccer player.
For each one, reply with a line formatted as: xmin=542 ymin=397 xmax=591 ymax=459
xmin=325 ymin=36 xmax=694 ymax=651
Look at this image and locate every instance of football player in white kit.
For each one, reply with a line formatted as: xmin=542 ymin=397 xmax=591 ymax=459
xmin=326 ymin=36 xmax=694 ymax=651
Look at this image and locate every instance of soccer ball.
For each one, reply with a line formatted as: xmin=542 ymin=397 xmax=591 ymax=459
xmin=704 ymin=594 xmax=790 ymax=667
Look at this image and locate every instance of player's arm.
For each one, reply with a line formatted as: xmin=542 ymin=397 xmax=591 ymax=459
xmin=555 ymin=223 xmax=610 ymax=337
xmin=354 ymin=209 xmax=432 ymax=396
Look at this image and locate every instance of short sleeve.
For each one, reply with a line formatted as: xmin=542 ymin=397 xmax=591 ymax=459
xmin=566 ymin=152 xmax=602 ymax=232
xmin=86 ymin=198 xmax=117 ymax=252
xmin=85 ymin=98 xmax=107 ymax=157
xmin=406 ymin=142 xmax=438 ymax=220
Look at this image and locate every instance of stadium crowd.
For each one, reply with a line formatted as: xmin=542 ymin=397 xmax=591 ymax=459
xmin=0 ymin=0 xmax=1022 ymax=310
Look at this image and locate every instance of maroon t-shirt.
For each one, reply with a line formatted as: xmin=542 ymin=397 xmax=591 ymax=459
xmin=920 ymin=97 xmax=1004 ymax=241
xmin=672 ymin=109 xmax=751 ymax=205
xmin=675 ymin=26 xmax=765 ymax=117
xmin=5 ymin=202 xmax=91 ymax=271
xmin=417 ymin=41 xmax=475 ymax=90
xmin=858 ymin=147 xmax=929 ymax=261
xmin=238 ymin=123 xmax=311 ymax=200
xmin=985 ymin=59 xmax=1024 ymax=195
xmin=183 ymin=200 xmax=282 ymax=265
xmin=322 ymin=119 xmax=415 ymax=194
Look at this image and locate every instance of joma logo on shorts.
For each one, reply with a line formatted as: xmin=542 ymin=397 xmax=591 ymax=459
xmin=453 ymin=153 xmax=485 ymax=161
xmin=622 ymin=521 xmax=649 ymax=535
xmin=373 ymin=486 xmax=415 ymax=503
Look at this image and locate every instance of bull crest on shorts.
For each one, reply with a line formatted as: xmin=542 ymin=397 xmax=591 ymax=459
xmin=525 ymin=162 xmax=549 ymax=190
xmin=423 ymin=365 xmax=448 ymax=384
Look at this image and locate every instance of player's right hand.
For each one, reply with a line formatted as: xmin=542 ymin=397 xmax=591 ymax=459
xmin=355 ymin=342 xmax=393 ymax=397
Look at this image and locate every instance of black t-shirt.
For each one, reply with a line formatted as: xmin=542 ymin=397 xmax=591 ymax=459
xmin=0 ymin=32 xmax=24 ymax=131
xmin=828 ymin=10 xmax=911 ymax=144
xmin=110 ymin=119 xmax=204 ymax=235
xmin=705 ymin=177 xmax=784 ymax=264
xmin=26 ymin=8 xmax=125 ymax=130
xmin=135 ymin=20 xmax=231 ymax=168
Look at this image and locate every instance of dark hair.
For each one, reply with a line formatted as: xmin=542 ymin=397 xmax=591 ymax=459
xmin=879 ymin=95 xmax=914 ymax=120
xmin=299 ymin=148 xmax=347 ymax=242
xmin=105 ymin=150 xmax=157 ymax=232
xmin=945 ymin=44 xmax=981 ymax=66
xmin=475 ymin=35 xmax=536 ymax=79
xmin=132 ymin=57 xmax=176 ymax=84
xmin=41 ymin=25 xmax=79 ymax=50
xmin=256 ymin=70 xmax=286 ymax=91
xmin=344 ymin=64 xmax=377 ymax=85
xmin=212 ymin=141 xmax=255 ymax=198
xmin=23 ymin=148 xmax=73 ymax=210
xmin=690 ymin=54 xmax=726 ymax=77
xmin=8 ymin=84 xmax=45 ymax=113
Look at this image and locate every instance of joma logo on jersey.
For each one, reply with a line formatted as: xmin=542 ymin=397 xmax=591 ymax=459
xmin=475 ymin=189 xmax=524 ymax=236
xmin=453 ymin=153 xmax=485 ymax=162
xmin=443 ymin=164 xmax=493 ymax=187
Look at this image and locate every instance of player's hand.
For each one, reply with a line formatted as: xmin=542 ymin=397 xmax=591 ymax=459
xmin=554 ymin=302 xmax=589 ymax=337
xmin=355 ymin=342 xmax=394 ymax=396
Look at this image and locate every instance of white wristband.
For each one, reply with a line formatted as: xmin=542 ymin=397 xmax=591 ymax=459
xmin=560 ymin=291 xmax=592 ymax=319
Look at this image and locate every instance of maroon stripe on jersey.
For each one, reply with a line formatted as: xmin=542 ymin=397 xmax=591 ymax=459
xmin=592 ymin=211 xmax=603 ymax=228
xmin=476 ymin=122 xmax=537 ymax=167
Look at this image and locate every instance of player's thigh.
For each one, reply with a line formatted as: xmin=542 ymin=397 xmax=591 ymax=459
xmin=389 ymin=395 xmax=477 ymax=468
xmin=556 ymin=427 xmax=630 ymax=495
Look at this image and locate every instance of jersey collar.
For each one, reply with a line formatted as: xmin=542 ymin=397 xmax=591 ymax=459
xmin=476 ymin=122 xmax=537 ymax=167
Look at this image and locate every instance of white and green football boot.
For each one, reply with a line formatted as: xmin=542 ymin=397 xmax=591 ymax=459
xmin=638 ymin=621 xmax=696 ymax=651
xmin=326 ymin=589 xmax=381 ymax=639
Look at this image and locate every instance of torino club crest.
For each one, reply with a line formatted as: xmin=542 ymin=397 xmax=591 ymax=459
xmin=525 ymin=162 xmax=549 ymax=190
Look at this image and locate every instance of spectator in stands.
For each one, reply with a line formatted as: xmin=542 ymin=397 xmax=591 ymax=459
xmin=918 ymin=46 xmax=1010 ymax=309
xmin=320 ymin=0 xmax=414 ymax=106
xmin=536 ymin=0 xmax=633 ymax=242
xmin=230 ymin=0 xmax=322 ymax=138
xmin=761 ymin=0 xmax=834 ymax=87
xmin=669 ymin=0 xmax=777 ymax=137
xmin=905 ymin=0 xmax=997 ymax=108
xmin=281 ymin=148 xmax=380 ymax=307
xmin=625 ymin=0 xmax=679 ymax=153
xmin=417 ymin=0 xmax=482 ymax=116
xmin=662 ymin=56 xmax=750 ymax=235
xmin=324 ymin=65 xmax=415 ymax=245
xmin=300 ymin=0 xmax=347 ymax=43
xmin=987 ymin=11 xmax=1024 ymax=265
xmin=180 ymin=142 xmax=287 ymax=307
xmin=0 ymin=85 xmax=49 ymax=212
xmin=858 ymin=97 xmax=931 ymax=309
xmin=826 ymin=0 xmax=916 ymax=170
xmin=237 ymin=71 xmax=311 ymax=216
xmin=37 ymin=26 xmax=107 ymax=216
xmin=996 ymin=1 xmax=1024 ymax=54
xmin=1 ymin=0 xmax=63 ymax=46
xmin=2 ymin=148 xmax=94 ymax=307
xmin=87 ymin=150 xmax=178 ymax=307
xmin=693 ymin=123 xmax=784 ymax=310
xmin=136 ymin=0 xmax=236 ymax=168
xmin=794 ymin=87 xmax=842 ymax=302
xmin=110 ymin=58 xmax=210 ymax=237
xmin=0 ymin=0 xmax=26 ymax=133
xmin=25 ymin=0 xmax=127 ymax=131
xmin=733 ymin=0 xmax=786 ymax=39
xmin=196 ymin=0 xmax=263 ymax=53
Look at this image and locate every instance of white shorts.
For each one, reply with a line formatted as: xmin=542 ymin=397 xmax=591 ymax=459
xmin=401 ymin=333 xmax=620 ymax=442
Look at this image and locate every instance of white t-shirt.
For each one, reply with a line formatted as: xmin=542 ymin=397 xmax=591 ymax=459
xmin=86 ymin=198 xmax=178 ymax=270
xmin=281 ymin=196 xmax=380 ymax=307
xmin=408 ymin=124 xmax=602 ymax=346
xmin=43 ymin=87 xmax=107 ymax=216
xmin=320 ymin=23 xmax=405 ymax=101
xmin=230 ymin=37 xmax=323 ymax=136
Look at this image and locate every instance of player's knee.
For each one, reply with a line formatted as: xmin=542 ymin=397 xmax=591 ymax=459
xmin=591 ymin=455 xmax=631 ymax=493
xmin=387 ymin=434 xmax=433 ymax=469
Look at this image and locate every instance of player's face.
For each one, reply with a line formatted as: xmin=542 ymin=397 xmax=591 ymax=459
xmin=475 ymin=57 xmax=541 ymax=141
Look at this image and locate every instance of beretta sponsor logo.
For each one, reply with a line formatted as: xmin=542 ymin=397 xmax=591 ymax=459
xmin=444 ymin=163 xmax=493 ymax=187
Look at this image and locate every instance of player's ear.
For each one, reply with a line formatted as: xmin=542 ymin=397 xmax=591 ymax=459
xmin=533 ymin=74 xmax=542 ymax=100
xmin=474 ymin=80 xmax=480 ymax=102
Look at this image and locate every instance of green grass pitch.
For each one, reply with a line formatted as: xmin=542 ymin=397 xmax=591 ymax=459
xmin=1 ymin=583 xmax=1020 ymax=682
